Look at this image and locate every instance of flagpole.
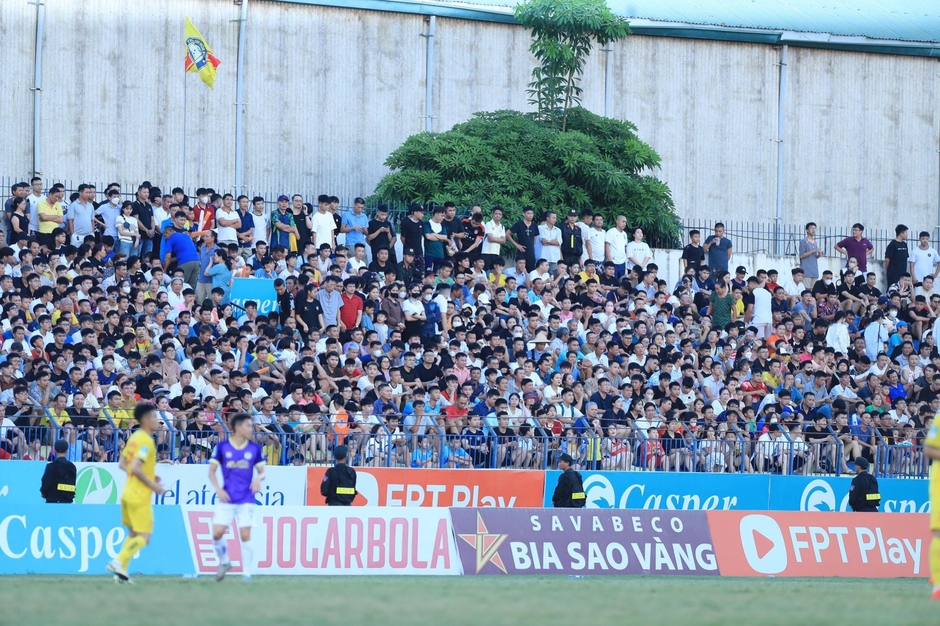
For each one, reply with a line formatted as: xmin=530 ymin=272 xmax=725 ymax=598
xmin=182 ymin=69 xmax=188 ymax=192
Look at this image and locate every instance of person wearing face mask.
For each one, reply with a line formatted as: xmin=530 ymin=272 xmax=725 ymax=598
xmin=380 ymin=284 xmax=405 ymax=333
xmin=422 ymin=285 xmax=442 ymax=340
xmin=193 ymin=188 xmax=216 ymax=233
xmin=95 ymin=189 xmax=122 ymax=239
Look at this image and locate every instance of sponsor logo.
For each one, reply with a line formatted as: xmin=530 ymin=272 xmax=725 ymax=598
xmin=457 ymin=512 xmax=509 ymax=573
xmin=708 ymin=511 xmax=929 ymax=577
xmin=799 ymin=479 xmax=846 ymax=512
xmin=75 ymin=467 xmax=118 ymax=504
xmin=739 ymin=515 xmax=787 ymax=574
xmin=306 ymin=467 xmax=543 ymax=507
xmin=451 ymin=509 xmax=718 ymax=576
xmin=570 ymin=471 xmax=749 ymax=510
xmin=0 ymin=513 xmax=127 ymax=572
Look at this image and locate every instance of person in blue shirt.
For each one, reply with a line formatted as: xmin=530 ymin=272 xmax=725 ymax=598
xmin=162 ymin=224 xmax=200 ymax=288
xmin=196 ymin=230 xmax=220 ymax=305
xmin=340 ymin=198 xmax=369 ymax=248
xmin=204 ymin=248 xmax=233 ymax=304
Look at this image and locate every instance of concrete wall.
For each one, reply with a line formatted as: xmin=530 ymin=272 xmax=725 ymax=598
xmin=0 ymin=1 xmax=936 ymax=234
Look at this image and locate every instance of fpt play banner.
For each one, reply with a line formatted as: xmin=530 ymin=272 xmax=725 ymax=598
xmin=306 ymin=467 xmax=544 ymax=507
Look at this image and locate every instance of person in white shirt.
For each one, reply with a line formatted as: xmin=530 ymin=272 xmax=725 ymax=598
xmin=311 ymin=204 xmax=336 ymax=249
xmin=537 ymin=211 xmax=562 ymax=268
xmin=587 ymin=214 xmax=606 ymax=263
xmin=250 ymin=197 xmax=270 ymax=248
xmin=909 ymin=230 xmax=940 ymax=283
xmin=781 ymin=268 xmax=807 ymax=307
xmin=483 ymin=207 xmax=506 ymax=267
xmin=825 ymin=311 xmax=851 ymax=355
xmin=26 ymin=177 xmax=45 ymax=233
xmin=215 ymin=196 xmax=241 ymax=245
xmin=625 ymin=227 xmax=652 ymax=271
xmin=605 ymin=215 xmax=628 ymax=278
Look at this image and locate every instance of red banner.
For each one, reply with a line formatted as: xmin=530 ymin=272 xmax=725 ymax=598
xmin=707 ymin=511 xmax=930 ymax=578
xmin=306 ymin=467 xmax=544 ymax=508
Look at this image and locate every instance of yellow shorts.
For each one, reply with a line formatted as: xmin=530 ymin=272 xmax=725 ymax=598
xmin=121 ymin=500 xmax=154 ymax=535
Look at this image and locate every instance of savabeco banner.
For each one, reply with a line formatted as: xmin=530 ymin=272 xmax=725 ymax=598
xmin=450 ymin=508 xmax=719 ymax=576
xmin=71 ymin=463 xmax=305 ymax=506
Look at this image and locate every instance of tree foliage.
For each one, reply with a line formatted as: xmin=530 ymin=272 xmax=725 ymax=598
xmin=374 ymin=108 xmax=679 ymax=246
xmin=514 ymin=0 xmax=630 ymax=131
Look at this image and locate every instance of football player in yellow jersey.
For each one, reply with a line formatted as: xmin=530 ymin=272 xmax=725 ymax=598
xmin=924 ymin=419 xmax=940 ymax=599
xmin=106 ymin=404 xmax=165 ymax=584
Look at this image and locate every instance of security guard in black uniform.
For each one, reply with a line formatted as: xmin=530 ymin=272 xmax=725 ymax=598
xmin=552 ymin=453 xmax=586 ymax=508
xmin=40 ymin=440 xmax=77 ymax=503
xmin=321 ymin=445 xmax=358 ymax=506
xmin=848 ymin=456 xmax=880 ymax=512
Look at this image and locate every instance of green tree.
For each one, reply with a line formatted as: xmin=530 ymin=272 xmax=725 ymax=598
xmin=373 ymin=108 xmax=679 ymax=246
xmin=515 ymin=0 xmax=630 ymax=131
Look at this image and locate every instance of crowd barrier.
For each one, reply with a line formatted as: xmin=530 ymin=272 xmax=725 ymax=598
xmin=0 ymin=505 xmax=928 ymax=578
xmin=2 ymin=462 xmax=928 ymax=513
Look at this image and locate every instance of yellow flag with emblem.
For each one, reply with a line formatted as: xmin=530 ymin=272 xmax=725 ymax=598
xmin=184 ymin=17 xmax=221 ymax=89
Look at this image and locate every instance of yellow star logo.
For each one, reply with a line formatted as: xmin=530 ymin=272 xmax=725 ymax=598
xmin=458 ymin=512 xmax=509 ymax=574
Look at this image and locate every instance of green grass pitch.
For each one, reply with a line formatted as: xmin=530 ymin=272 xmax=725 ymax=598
xmin=1 ymin=575 xmax=932 ymax=625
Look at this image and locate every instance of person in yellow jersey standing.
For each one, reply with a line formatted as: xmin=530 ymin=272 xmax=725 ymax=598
xmin=924 ymin=421 xmax=940 ymax=599
xmin=107 ymin=404 xmax=166 ymax=584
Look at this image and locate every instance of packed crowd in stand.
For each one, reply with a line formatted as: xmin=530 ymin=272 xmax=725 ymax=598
xmin=0 ymin=177 xmax=935 ymax=477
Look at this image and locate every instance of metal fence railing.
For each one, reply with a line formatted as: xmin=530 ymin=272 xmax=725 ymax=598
xmin=678 ymin=218 xmax=910 ymax=259
xmin=6 ymin=409 xmax=928 ymax=478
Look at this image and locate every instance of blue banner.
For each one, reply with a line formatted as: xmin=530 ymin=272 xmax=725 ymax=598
xmin=543 ymin=471 xmax=771 ymax=510
xmin=230 ymin=277 xmax=277 ymax=317
xmin=542 ymin=471 xmax=929 ymax=513
xmin=767 ymin=475 xmax=929 ymax=513
xmin=0 ymin=462 xmax=47 ymax=505
xmin=0 ymin=505 xmax=193 ymax=575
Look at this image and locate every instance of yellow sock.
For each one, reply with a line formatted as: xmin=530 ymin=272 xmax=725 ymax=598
xmin=117 ymin=536 xmax=147 ymax=570
xmin=930 ymin=537 xmax=940 ymax=586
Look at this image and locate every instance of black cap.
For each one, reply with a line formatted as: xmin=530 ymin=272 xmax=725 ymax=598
xmin=403 ymin=248 xmax=415 ymax=256
xmin=558 ymin=453 xmax=574 ymax=464
xmin=54 ymin=439 xmax=68 ymax=454
xmin=855 ymin=456 xmax=870 ymax=470
xmin=334 ymin=445 xmax=348 ymax=461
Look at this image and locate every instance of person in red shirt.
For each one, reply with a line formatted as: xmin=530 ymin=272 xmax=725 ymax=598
xmin=338 ymin=278 xmax=364 ymax=332
xmin=443 ymin=394 xmax=470 ymax=434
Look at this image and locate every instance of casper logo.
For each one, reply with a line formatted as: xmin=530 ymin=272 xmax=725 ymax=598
xmin=739 ymin=515 xmax=787 ymax=575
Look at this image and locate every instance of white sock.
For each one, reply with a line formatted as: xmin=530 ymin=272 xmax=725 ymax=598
xmin=241 ymin=541 xmax=253 ymax=577
xmin=213 ymin=539 xmax=230 ymax=564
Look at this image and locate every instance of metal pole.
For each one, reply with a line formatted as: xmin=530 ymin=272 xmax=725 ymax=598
xmin=774 ymin=45 xmax=788 ymax=256
xmin=602 ymin=45 xmax=612 ymax=118
xmin=30 ymin=0 xmax=45 ymax=176
xmin=234 ymin=0 xmax=249 ymax=192
xmin=422 ymin=16 xmax=436 ymax=132
xmin=183 ymin=72 xmax=188 ymax=190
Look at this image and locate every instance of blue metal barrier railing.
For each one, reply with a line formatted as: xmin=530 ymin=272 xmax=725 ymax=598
xmin=4 ymin=409 xmax=934 ymax=478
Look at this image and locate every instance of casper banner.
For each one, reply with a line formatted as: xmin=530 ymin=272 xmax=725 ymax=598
xmin=69 ymin=463 xmax=305 ymax=506
xmin=307 ymin=467 xmax=544 ymax=507
xmin=544 ymin=470 xmax=930 ymax=513
xmin=0 ymin=505 xmax=192 ymax=575
xmin=707 ymin=511 xmax=930 ymax=578
xmin=450 ymin=508 xmax=718 ymax=576
xmin=229 ymin=278 xmax=278 ymax=317
xmin=183 ymin=506 xmax=460 ymax=575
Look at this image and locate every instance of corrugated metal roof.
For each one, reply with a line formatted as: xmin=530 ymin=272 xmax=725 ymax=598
xmin=431 ymin=0 xmax=940 ymax=44
xmin=270 ymin=0 xmax=940 ymax=54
